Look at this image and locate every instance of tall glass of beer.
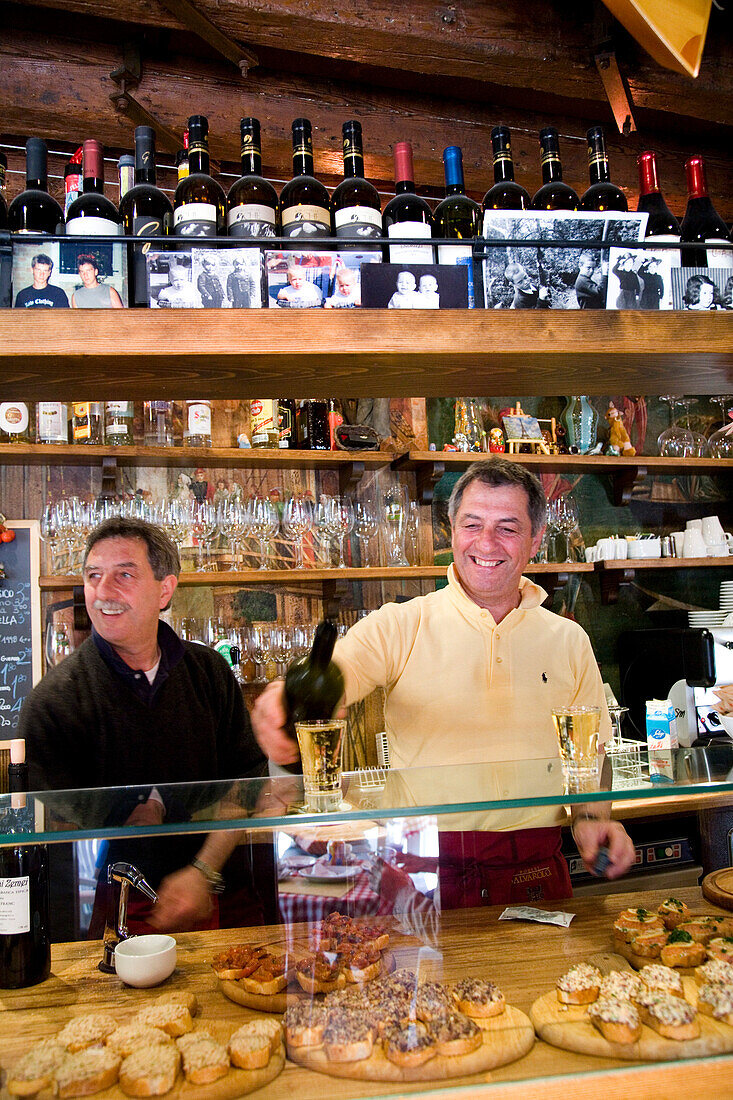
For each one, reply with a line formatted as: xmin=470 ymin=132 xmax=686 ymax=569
xmin=295 ymin=718 xmax=346 ymax=812
xmin=551 ymin=705 xmax=600 ymax=780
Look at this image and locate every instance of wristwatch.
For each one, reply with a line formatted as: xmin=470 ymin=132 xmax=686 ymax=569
xmin=190 ymin=856 xmax=225 ymax=894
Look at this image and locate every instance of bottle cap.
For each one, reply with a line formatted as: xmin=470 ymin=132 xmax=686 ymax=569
xmin=637 ymin=151 xmax=660 ymax=193
xmin=82 ymin=139 xmax=105 ymax=180
xmin=134 ymin=126 xmax=155 ymax=145
xmin=685 ymin=155 xmax=708 ymax=199
xmin=393 ymin=141 xmax=415 ymax=184
xmin=491 ymin=125 xmax=511 ymax=143
xmin=240 ymin=117 xmax=261 ymax=138
xmin=118 ymin=154 xmax=134 ymax=169
xmin=442 ymin=145 xmax=464 ymax=188
xmin=342 ymin=119 xmax=362 ymax=138
xmin=292 ymin=118 xmax=312 ymax=134
xmin=10 ymin=738 xmax=25 ymax=765
xmin=25 ymin=137 xmax=48 ymax=182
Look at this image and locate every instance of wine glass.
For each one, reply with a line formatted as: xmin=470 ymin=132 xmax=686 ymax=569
xmin=282 ymin=497 xmax=313 ymax=569
xmin=382 ymin=484 xmax=409 ymax=566
xmin=39 ymin=501 xmax=60 ymax=575
xmin=250 ymin=497 xmax=279 ymax=570
xmin=218 ymin=499 xmax=248 ymax=571
xmin=313 ymin=496 xmax=335 ymax=567
xmin=709 ymin=398 xmax=733 ymax=459
xmin=354 ymin=500 xmax=378 ymax=566
xmin=657 ymin=395 xmax=695 ymax=458
xmin=676 ymin=397 xmax=709 ymax=457
xmin=251 ymin=624 xmax=273 ymax=683
xmin=555 ymin=496 xmax=579 ymax=563
xmin=190 ymin=501 xmax=217 ymax=572
xmin=273 ymin=625 xmax=293 ymax=676
xmin=45 ymin=621 xmax=74 ymax=667
xmin=330 ymin=497 xmax=354 ymax=569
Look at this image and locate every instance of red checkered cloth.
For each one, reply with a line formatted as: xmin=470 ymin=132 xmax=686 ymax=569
xmin=278 ymin=870 xmax=394 ymax=925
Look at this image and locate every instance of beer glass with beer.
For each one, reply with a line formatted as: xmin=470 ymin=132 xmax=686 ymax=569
xmin=551 ymin=705 xmax=600 ymax=781
xmin=295 ymin=718 xmax=346 ymax=812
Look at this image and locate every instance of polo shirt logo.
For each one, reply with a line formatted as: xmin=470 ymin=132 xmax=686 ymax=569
xmin=542 ymin=672 xmax=548 ymax=682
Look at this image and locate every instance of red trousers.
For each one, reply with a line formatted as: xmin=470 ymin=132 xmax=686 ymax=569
xmin=438 ymin=828 xmax=571 ymax=908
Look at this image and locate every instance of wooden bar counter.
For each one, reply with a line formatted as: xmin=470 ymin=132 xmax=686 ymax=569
xmin=1 ymin=886 xmax=731 ymax=1098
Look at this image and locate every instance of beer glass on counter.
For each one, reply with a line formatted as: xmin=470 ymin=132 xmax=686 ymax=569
xmin=295 ymin=718 xmax=346 ymax=812
xmin=551 ymin=704 xmax=601 ymax=781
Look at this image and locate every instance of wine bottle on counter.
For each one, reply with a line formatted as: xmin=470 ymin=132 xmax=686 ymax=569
xmin=227 ymin=117 xmax=280 ymax=238
xmin=173 ymin=116 xmax=225 ymax=237
xmin=331 ymin=120 xmax=383 ymax=242
xmin=7 ymin=139 xmax=64 ymax=234
xmin=579 ymin=127 xmax=627 ymax=212
xmin=284 ymin=619 xmax=345 ymax=737
xmin=119 ymin=127 xmax=174 ymax=306
xmin=636 ymin=152 xmax=680 ymax=242
xmin=36 ymin=402 xmax=69 ymax=444
xmin=0 ymin=403 xmax=32 ymax=444
xmin=680 ymin=155 xmax=733 ymax=269
xmin=66 ymin=140 xmax=122 ymax=236
xmin=382 ymin=141 xmax=434 ymax=262
xmin=531 ymin=127 xmax=579 ymax=211
xmin=280 ymin=118 xmax=331 ymax=239
xmin=482 ymin=126 xmax=531 ymax=211
xmin=433 ymin=145 xmax=481 ymax=260
xmin=63 ymin=152 xmax=83 ymax=218
xmin=0 ymin=739 xmax=51 ymax=990
xmin=71 ymin=402 xmax=104 ymax=444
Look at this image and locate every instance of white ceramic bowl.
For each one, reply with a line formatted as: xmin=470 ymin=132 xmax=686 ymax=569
xmin=114 ymin=934 xmax=176 ymax=988
xmin=716 ymin=714 xmax=733 ymax=741
xmin=627 ymin=537 xmax=661 ymax=560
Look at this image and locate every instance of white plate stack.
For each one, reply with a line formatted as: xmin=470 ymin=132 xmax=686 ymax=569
xmin=720 ymin=582 xmax=733 ymax=627
xmin=688 ymin=609 xmax=729 ymax=628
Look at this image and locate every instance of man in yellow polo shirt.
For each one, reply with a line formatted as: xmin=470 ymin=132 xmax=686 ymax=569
xmin=252 ymin=457 xmax=635 ymax=905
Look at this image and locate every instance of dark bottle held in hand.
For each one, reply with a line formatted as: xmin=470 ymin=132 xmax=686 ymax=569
xmin=482 ymin=126 xmax=531 ymax=211
xmin=0 ymin=739 xmax=51 ymax=989
xmin=284 ymin=619 xmax=345 ymax=737
xmin=579 ymin=126 xmax=627 ymax=212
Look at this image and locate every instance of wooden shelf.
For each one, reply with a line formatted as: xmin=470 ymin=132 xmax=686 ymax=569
xmin=1 ymin=310 xmax=731 ymax=400
xmin=597 ymin=555 xmax=733 ymax=602
xmin=0 ymin=444 xmax=390 ymax=470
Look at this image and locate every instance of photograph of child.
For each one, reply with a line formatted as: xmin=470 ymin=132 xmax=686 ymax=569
xmin=265 ymin=250 xmax=380 ymax=309
xmin=605 ymin=246 xmax=676 ymax=310
xmin=362 ymin=262 xmax=468 ymax=308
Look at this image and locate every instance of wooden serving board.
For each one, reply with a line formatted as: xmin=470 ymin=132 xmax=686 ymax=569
xmin=287 ymin=1004 xmax=534 ymax=1082
xmin=530 ymin=973 xmax=733 ymax=1062
xmin=613 ymin=937 xmax=700 ymax=976
xmin=702 ymin=867 xmax=733 ymax=911
xmin=219 ymin=952 xmax=396 ymax=1015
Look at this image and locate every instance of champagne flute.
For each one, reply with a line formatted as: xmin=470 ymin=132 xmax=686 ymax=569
xmin=330 ymin=497 xmax=354 ymax=568
xmin=382 ymin=484 xmax=409 ymax=566
xmin=354 ymin=500 xmax=378 ymax=566
xmin=406 ymin=500 xmax=420 ymax=565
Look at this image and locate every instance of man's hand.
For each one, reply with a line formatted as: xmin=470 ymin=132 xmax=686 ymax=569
xmin=250 ymin=681 xmax=300 ymax=765
xmin=124 ymin=799 xmax=165 ymax=828
xmin=147 ymin=865 xmax=213 ymax=931
xmin=572 ymin=817 xmax=636 ymax=880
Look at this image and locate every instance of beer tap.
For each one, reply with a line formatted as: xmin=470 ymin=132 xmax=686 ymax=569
xmin=99 ymin=862 xmax=158 ymax=973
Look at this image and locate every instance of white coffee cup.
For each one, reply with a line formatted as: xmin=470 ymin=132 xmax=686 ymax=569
xmin=706 ymin=542 xmax=729 ymax=558
xmin=597 ymin=537 xmax=616 ymax=560
xmin=701 ymin=515 xmax=725 ymax=545
xmin=686 ymin=519 xmax=703 ymax=531
xmin=682 ymin=528 xmax=707 ymax=558
xmin=612 ymin=537 xmax=628 ymax=560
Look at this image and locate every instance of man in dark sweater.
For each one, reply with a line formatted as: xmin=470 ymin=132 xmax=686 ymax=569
xmin=19 ymin=516 xmax=268 ymax=934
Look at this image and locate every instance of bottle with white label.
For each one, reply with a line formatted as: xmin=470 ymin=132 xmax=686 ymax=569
xmin=331 ymin=120 xmax=382 ymax=244
xmin=279 ymin=118 xmax=331 ymax=239
xmin=65 ymin=140 xmax=122 ymax=236
xmin=250 ymin=399 xmax=279 ymax=448
xmin=0 ymin=402 xmax=31 ymax=444
xmin=0 ymin=740 xmax=51 ymax=989
xmin=36 ymin=402 xmax=68 ymax=444
xmin=184 ymin=400 xmax=213 ymax=447
xmin=104 ymin=401 xmax=134 ymax=446
xmin=382 ymin=142 xmax=434 ymax=262
xmin=72 ymin=402 xmax=104 ymax=444
xmin=174 ymin=116 xmax=225 ymax=238
xmin=227 ymin=118 xmax=279 ymax=239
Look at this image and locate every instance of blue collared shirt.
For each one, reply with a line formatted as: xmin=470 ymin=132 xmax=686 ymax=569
xmin=91 ymin=620 xmax=186 ymax=705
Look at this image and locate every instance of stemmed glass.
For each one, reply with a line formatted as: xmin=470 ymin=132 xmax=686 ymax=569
xmin=406 ymin=501 xmax=421 ymax=565
xmin=53 ymin=498 xmax=75 ymax=575
xmin=354 ymin=501 xmax=378 ymax=566
xmin=157 ymin=498 xmax=190 ymax=557
xmin=250 ymin=497 xmax=279 ymax=570
xmin=709 ymin=396 xmax=733 ymax=459
xmin=382 ymin=484 xmax=409 ymax=566
xmin=190 ymin=501 xmax=217 ymax=572
xmin=555 ymin=497 xmax=579 ymax=563
xmin=330 ymin=497 xmax=354 ymax=568
xmin=677 ymin=397 xmax=709 ymax=457
xmin=273 ymin=625 xmax=293 ymax=676
xmin=657 ymin=395 xmax=695 ymax=458
xmin=251 ymin=624 xmax=273 ymax=683
xmin=39 ymin=502 xmax=60 ymax=575
xmin=218 ymin=499 xmax=249 ymax=571
xmin=71 ymin=497 xmax=95 ymax=572
xmin=313 ymin=496 xmax=335 ymax=566
xmin=282 ymin=497 xmax=313 ymax=569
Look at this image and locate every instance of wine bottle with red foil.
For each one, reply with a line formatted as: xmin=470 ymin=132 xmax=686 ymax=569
xmin=63 ymin=151 xmax=83 ymax=218
xmin=680 ymin=155 xmax=733 ymax=269
xmin=331 ymin=120 xmax=383 ymax=243
xmin=227 ymin=117 xmax=279 ymax=239
xmin=0 ymin=739 xmax=51 ymax=990
xmin=579 ymin=126 xmax=627 ymax=212
xmin=65 ymin=140 xmax=122 ymax=236
xmin=482 ymin=126 xmax=531 ymax=212
xmin=636 ymin=152 xmax=680 ymax=242
xmin=173 ymin=115 xmax=225 ymax=237
xmin=7 ymin=139 xmax=63 ymax=234
xmin=531 ymin=128 xmax=579 ymax=211
xmin=382 ymin=141 xmax=434 ymax=262
xmin=280 ymin=118 xmax=331 ymax=239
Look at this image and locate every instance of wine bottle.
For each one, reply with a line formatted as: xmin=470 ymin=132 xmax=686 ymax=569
xmin=7 ymin=139 xmax=63 ymax=235
xmin=175 ymin=148 xmax=189 ymax=183
xmin=66 ymin=140 xmax=122 ymax=235
xmin=0 ymin=739 xmax=51 ymax=990
xmin=579 ymin=126 xmax=627 ymax=212
xmin=296 ymin=400 xmax=329 ymax=450
xmin=143 ymin=401 xmax=174 ymax=447
xmin=0 ymin=152 xmax=7 ymax=230
xmin=280 ymin=118 xmax=331 ymax=239
xmin=680 ymin=155 xmax=733 ymax=269
xmin=482 ymin=126 xmax=531 ymax=211
xmin=104 ymin=401 xmax=134 ymax=445
xmin=71 ymin=402 xmax=104 ymax=444
xmin=117 ymin=154 xmax=135 ymax=202
xmin=531 ymin=128 xmax=579 ymax=211
xmin=434 ymin=145 xmax=480 ymax=258
xmin=227 ymin=117 xmax=279 ymax=238
xmin=382 ymin=141 xmax=434 ymax=262
xmin=327 ymin=398 xmax=344 ymax=450
xmin=63 ymin=152 xmax=83 ymax=218
xmin=119 ymin=127 xmax=174 ymax=306
xmin=331 ymin=120 xmax=382 ymax=242
xmin=0 ymin=402 xmax=32 ymax=443
xmin=284 ymin=619 xmax=345 ymax=735
xmin=173 ymin=116 xmax=225 ymax=237
xmin=636 ymin=152 xmax=680 ymax=242
xmin=36 ymin=402 xmax=69 ymax=444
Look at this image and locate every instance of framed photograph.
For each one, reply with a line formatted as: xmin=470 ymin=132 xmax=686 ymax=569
xmin=361 ymin=262 xmax=469 ymax=309
xmin=670 ymin=267 xmax=733 ymax=311
xmin=12 ymin=239 xmax=128 ymax=309
xmin=605 ymin=246 xmax=676 ymax=310
xmin=501 ymin=413 xmax=544 ymax=443
xmin=192 ymin=246 xmax=263 ymax=308
xmin=481 ymin=210 xmax=648 ymax=310
xmin=146 ymin=250 xmax=199 ymax=308
xmin=265 ymin=250 xmax=380 ymax=309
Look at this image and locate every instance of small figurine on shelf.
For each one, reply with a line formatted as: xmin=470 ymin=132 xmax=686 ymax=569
xmin=488 ymin=427 xmax=505 ymax=453
xmin=605 ymin=401 xmax=636 ymax=456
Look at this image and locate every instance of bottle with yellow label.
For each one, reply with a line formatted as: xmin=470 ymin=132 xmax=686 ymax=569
xmin=250 ymin=399 xmax=279 ymax=448
xmin=0 ymin=402 xmax=32 ymax=443
xmin=72 ymin=402 xmax=104 ymax=444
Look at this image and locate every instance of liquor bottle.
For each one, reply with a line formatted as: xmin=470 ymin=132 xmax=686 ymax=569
xmin=71 ymin=402 xmax=104 ymax=444
xmin=279 ymin=118 xmax=331 ymax=239
xmin=250 ymin=399 xmax=280 ymax=448
xmin=104 ymin=401 xmax=134 ymax=445
xmin=0 ymin=152 xmax=7 ymax=229
xmin=119 ymin=127 xmax=174 ymax=306
xmin=284 ymin=619 xmax=345 ymax=735
xmin=117 ymin=154 xmax=135 ymax=202
xmin=296 ymin=400 xmax=329 ymax=450
xmin=0 ymin=403 xmax=32 ymax=443
xmin=382 ymin=141 xmax=434 ymax=262
xmin=531 ymin=128 xmax=579 ymax=211
xmin=7 ymin=139 xmax=64 ymax=234
xmin=36 ymin=401 xmax=68 ymax=444
xmin=278 ymin=398 xmax=297 ymax=449
xmin=327 ymin=398 xmax=343 ymax=449
xmin=433 ymin=146 xmax=481 ymax=289
xmin=226 ymin=117 xmax=279 ymax=238
xmin=183 ymin=399 xmax=213 ymax=447
xmin=143 ymin=401 xmax=174 ymax=447
xmin=65 ymin=140 xmax=122 ymax=236
xmin=330 ymin=120 xmax=382 ymax=242
xmin=63 ymin=151 xmax=83 ymax=218
xmin=0 ymin=740 xmax=51 ymax=990
xmin=482 ymin=126 xmax=531 ymax=211
xmin=173 ymin=116 xmax=225 ymax=237
xmin=579 ymin=127 xmax=627 ymax=212
xmin=636 ymin=152 xmax=680 ymax=242
xmin=680 ymin=155 xmax=733 ymax=269
xmin=175 ymin=148 xmax=189 ymax=183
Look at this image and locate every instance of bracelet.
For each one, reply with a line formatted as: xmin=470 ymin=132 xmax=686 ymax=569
xmin=190 ymin=857 xmax=225 ymax=894
xmin=570 ymin=812 xmax=603 ymax=837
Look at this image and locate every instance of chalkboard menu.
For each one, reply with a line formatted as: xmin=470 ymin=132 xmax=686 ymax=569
xmin=0 ymin=521 xmax=41 ymax=735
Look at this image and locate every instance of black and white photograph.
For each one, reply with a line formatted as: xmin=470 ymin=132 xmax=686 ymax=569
xmin=145 ymin=247 xmax=263 ymax=308
xmin=670 ymin=267 xmax=733 ymax=311
xmin=13 ymin=240 xmax=128 ymax=309
xmin=481 ymin=210 xmax=647 ymax=310
xmin=146 ymin=251 xmax=200 ymax=307
xmin=265 ymin=250 xmax=380 ymax=308
xmin=605 ymin=246 xmax=676 ymax=310
xmin=361 ymin=262 xmax=469 ymax=309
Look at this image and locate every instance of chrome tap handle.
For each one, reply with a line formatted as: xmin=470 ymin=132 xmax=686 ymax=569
xmin=99 ymin=862 xmax=158 ymax=973
xmin=107 ymin=862 xmax=158 ymax=904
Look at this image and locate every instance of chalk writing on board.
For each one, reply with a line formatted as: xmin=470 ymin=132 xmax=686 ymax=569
xmin=0 ymin=525 xmax=40 ymax=733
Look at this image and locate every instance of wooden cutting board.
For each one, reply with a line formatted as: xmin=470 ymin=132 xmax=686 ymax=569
xmin=287 ymin=1004 xmax=534 ymax=1082
xmin=219 ymin=952 xmax=396 ymax=1015
xmin=702 ymin=867 xmax=733 ymax=911
xmin=530 ymin=970 xmax=733 ymax=1062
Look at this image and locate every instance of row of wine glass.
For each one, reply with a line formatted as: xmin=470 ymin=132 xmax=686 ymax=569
xmin=657 ymin=395 xmax=733 ymax=458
